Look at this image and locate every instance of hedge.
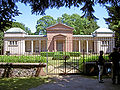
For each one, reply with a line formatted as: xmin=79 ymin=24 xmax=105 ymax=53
xmin=0 ymin=55 xmax=46 ymax=63
xmin=69 ymin=52 xmax=81 ymax=57
xmin=52 ymin=52 xmax=70 ymax=60
xmin=40 ymin=52 xmax=54 ymax=57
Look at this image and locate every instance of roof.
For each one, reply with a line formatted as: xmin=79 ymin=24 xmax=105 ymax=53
xmin=46 ymin=23 xmax=74 ymax=30
xmin=24 ymin=35 xmax=46 ymax=37
xmin=93 ymin=28 xmax=114 ymax=34
xmin=5 ymin=27 xmax=26 ymax=34
xmin=73 ymin=35 xmax=93 ymax=37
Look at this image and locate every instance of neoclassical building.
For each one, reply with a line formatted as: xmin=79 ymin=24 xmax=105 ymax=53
xmin=4 ymin=23 xmax=115 ymax=55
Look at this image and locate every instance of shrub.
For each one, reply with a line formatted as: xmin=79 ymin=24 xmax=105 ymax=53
xmin=69 ymin=52 xmax=81 ymax=57
xmin=52 ymin=52 xmax=70 ymax=60
xmin=0 ymin=55 xmax=46 ymax=63
xmin=83 ymin=55 xmax=109 ymax=62
xmin=40 ymin=52 xmax=54 ymax=57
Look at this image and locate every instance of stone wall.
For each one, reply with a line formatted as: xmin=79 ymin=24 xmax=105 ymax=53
xmin=0 ymin=68 xmax=46 ymax=78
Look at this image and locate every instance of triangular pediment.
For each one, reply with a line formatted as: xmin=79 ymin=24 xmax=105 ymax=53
xmin=46 ymin=23 xmax=74 ymax=30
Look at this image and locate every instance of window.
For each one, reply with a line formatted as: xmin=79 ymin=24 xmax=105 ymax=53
xmin=9 ymin=41 xmax=18 ymax=45
xmin=101 ymin=41 xmax=109 ymax=45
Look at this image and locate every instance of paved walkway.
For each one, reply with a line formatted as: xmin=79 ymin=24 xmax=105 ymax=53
xmin=30 ymin=75 xmax=120 ymax=90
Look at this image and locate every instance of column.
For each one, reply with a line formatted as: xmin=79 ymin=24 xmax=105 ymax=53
xmin=79 ymin=40 xmax=81 ymax=52
xmin=75 ymin=41 xmax=77 ymax=51
xmin=31 ymin=40 xmax=33 ymax=53
xmin=86 ymin=40 xmax=88 ymax=54
xmin=54 ymin=40 xmax=56 ymax=52
xmin=39 ymin=40 xmax=41 ymax=52
xmin=22 ymin=40 xmax=25 ymax=55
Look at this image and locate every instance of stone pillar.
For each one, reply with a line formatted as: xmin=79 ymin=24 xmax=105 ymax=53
xmin=39 ymin=40 xmax=41 ymax=52
xmin=31 ymin=40 xmax=33 ymax=53
xmin=86 ymin=40 xmax=88 ymax=54
xmin=75 ymin=41 xmax=77 ymax=51
xmin=79 ymin=40 xmax=81 ymax=52
xmin=54 ymin=40 xmax=56 ymax=52
xmin=22 ymin=40 xmax=25 ymax=55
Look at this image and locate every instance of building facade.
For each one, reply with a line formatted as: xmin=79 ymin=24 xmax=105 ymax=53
xmin=4 ymin=23 xmax=115 ymax=55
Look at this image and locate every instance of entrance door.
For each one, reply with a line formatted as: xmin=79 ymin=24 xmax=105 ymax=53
xmin=57 ymin=40 xmax=63 ymax=51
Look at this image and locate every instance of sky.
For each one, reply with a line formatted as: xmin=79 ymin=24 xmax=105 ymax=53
xmin=13 ymin=3 xmax=109 ymax=33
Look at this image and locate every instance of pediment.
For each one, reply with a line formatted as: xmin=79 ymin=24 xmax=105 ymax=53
xmin=46 ymin=23 xmax=74 ymax=30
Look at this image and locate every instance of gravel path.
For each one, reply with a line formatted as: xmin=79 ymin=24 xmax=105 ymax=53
xmin=30 ymin=75 xmax=120 ymax=90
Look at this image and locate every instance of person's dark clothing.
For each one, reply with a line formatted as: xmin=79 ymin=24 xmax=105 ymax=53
xmin=109 ymin=52 xmax=120 ymax=66
xmin=109 ymin=51 xmax=120 ymax=84
xmin=98 ymin=55 xmax=105 ymax=66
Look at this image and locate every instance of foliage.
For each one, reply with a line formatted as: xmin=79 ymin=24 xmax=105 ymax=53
xmin=83 ymin=55 xmax=109 ymax=62
xmin=36 ymin=15 xmax=56 ymax=35
xmin=52 ymin=52 xmax=70 ymax=60
xmin=60 ymin=13 xmax=99 ymax=35
xmin=27 ymin=0 xmax=119 ymax=20
xmin=0 ymin=0 xmax=21 ymax=32
xmin=36 ymin=14 xmax=99 ymax=35
xmin=69 ymin=52 xmax=81 ymax=57
xmin=41 ymin=52 xmax=81 ymax=57
xmin=1 ymin=0 xmax=119 ymax=32
xmin=0 ymin=31 xmax=4 ymax=55
xmin=12 ymin=22 xmax=33 ymax=35
xmin=3 ymin=22 xmax=33 ymax=35
xmin=0 ymin=77 xmax=52 ymax=90
xmin=0 ymin=55 xmax=46 ymax=63
xmin=40 ymin=52 xmax=54 ymax=57
xmin=104 ymin=5 xmax=120 ymax=47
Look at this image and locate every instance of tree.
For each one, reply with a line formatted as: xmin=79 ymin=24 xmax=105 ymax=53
xmin=60 ymin=13 xmax=99 ymax=35
xmin=1 ymin=0 xmax=119 ymax=32
xmin=12 ymin=22 xmax=33 ymax=35
xmin=0 ymin=31 xmax=4 ymax=55
xmin=28 ymin=0 xmax=119 ymax=20
xmin=36 ymin=15 xmax=56 ymax=35
xmin=104 ymin=5 xmax=120 ymax=47
xmin=0 ymin=0 xmax=21 ymax=32
xmin=3 ymin=22 xmax=33 ymax=35
xmin=36 ymin=14 xmax=99 ymax=35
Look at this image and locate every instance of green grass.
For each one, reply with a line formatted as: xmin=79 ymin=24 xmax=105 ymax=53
xmin=0 ymin=55 xmax=46 ymax=63
xmin=0 ymin=77 xmax=52 ymax=90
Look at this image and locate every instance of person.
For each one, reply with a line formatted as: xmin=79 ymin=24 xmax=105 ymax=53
xmin=97 ymin=51 xmax=105 ymax=83
xmin=109 ymin=48 xmax=120 ymax=84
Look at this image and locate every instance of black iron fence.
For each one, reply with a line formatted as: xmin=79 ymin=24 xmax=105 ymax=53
xmin=0 ymin=36 xmax=115 ymax=75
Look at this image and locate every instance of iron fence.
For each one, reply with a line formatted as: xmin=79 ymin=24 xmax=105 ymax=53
xmin=0 ymin=36 xmax=115 ymax=75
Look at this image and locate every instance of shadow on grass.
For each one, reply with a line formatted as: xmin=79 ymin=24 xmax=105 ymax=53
xmin=0 ymin=77 xmax=52 ymax=90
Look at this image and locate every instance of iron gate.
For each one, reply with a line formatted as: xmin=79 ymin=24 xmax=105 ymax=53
xmin=46 ymin=37 xmax=115 ymax=75
xmin=1 ymin=32 xmax=115 ymax=75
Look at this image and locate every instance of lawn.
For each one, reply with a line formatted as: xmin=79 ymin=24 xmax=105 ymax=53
xmin=0 ymin=55 xmax=46 ymax=63
xmin=0 ymin=76 xmax=52 ymax=90
xmin=0 ymin=54 xmax=109 ymax=65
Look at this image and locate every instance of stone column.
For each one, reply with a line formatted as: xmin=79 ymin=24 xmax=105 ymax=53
xmin=86 ymin=40 xmax=88 ymax=54
xmin=31 ymin=40 xmax=33 ymax=53
xmin=22 ymin=40 xmax=25 ymax=55
xmin=75 ymin=41 xmax=77 ymax=51
xmin=54 ymin=40 xmax=56 ymax=52
xmin=39 ymin=40 xmax=41 ymax=52
xmin=79 ymin=40 xmax=81 ymax=52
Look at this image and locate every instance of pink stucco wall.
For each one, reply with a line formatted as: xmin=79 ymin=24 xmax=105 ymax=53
xmin=46 ymin=23 xmax=73 ymax=52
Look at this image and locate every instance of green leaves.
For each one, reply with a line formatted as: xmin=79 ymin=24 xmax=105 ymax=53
xmin=36 ymin=15 xmax=56 ymax=35
xmin=104 ymin=5 xmax=120 ymax=47
xmin=60 ymin=13 xmax=99 ymax=35
xmin=36 ymin=14 xmax=99 ymax=35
